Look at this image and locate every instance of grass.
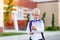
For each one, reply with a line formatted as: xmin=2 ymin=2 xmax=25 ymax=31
xmin=0 ymin=32 xmax=27 ymax=37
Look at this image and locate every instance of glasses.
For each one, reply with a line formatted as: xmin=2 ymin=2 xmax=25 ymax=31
xmin=32 ymin=14 xmax=39 ymax=16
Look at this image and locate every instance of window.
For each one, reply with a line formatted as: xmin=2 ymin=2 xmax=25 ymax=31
xmin=16 ymin=7 xmax=24 ymax=20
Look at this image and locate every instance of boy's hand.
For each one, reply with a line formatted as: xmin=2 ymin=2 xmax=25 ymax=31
xmin=31 ymin=26 xmax=37 ymax=30
xmin=30 ymin=32 xmax=34 ymax=35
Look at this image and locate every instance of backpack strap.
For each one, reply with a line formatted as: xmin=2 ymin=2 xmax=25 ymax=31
xmin=29 ymin=20 xmax=33 ymax=32
xmin=41 ymin=32 xmax=45 ymax=40
xmin=29 ymin=20 xmax=33 ymax=40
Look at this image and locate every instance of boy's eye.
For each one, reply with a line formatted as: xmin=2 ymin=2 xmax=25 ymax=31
xmin=32 ymin=14 xmax=38 ymax=16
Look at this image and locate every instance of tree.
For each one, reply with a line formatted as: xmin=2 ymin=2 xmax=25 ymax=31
xmin=27 ymin=14 xmax=30 ymax=22
xmin=41 ymin=12 xmax=46 ymax=23
xmin=52 ymin=14 xmax=55 ymax=27
xmin=4 ymin=0 xmax=13 ymax=22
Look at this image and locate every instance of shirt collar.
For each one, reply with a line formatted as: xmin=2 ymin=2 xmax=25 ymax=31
xmin=32 ymin=19 xmax=41 ymax=22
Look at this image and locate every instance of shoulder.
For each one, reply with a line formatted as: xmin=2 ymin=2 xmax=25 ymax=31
xmin=29 ymin=20 xmax=34 ymax=22
xmin=40 ymin=20 xmax=43 ymax=22
xmin=40 ymin=20 xmax=44 ymax=23
xmin=29 ymin=20 xmax=33 ymax=24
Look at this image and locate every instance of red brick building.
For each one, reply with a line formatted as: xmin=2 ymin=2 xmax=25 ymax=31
xmin=4 ymin=0 xmax=37 ymax=31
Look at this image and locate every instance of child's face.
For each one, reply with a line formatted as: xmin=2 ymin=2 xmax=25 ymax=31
xmin=32 ymin=13 xmax=39 ymax=20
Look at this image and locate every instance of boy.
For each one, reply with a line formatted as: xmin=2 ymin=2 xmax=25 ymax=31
xmin=26 ymin=8 xmax=45 ymax=40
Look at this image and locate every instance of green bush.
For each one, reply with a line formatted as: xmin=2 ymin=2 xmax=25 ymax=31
xmin=45 ymin=26 xmax=58 ymax=31
xmin=45 ymin=13 xmax=58 ymax=31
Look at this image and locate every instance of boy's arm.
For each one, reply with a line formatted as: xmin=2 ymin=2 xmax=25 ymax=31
xmin=31 ymin=26 xmax=37 ymax=30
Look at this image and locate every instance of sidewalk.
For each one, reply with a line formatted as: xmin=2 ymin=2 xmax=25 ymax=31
xmin=0 ymin=31 xmax=60 ymax=40
xmin=44 ymin=31 xmax=60 ymax=40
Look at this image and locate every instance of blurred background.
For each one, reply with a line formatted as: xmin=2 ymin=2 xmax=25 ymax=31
xmin=3 ymin=0 xmax=60 ymax=31
xmin=0 ymin=0 xmax=60 ymax=40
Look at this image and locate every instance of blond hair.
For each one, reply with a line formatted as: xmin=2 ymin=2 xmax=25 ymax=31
xmin=32 ymin=8 xmax=41 ymax=15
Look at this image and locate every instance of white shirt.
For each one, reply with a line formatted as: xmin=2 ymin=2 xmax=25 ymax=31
xmin=26 ymin=20 xmax=44 ymax=40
